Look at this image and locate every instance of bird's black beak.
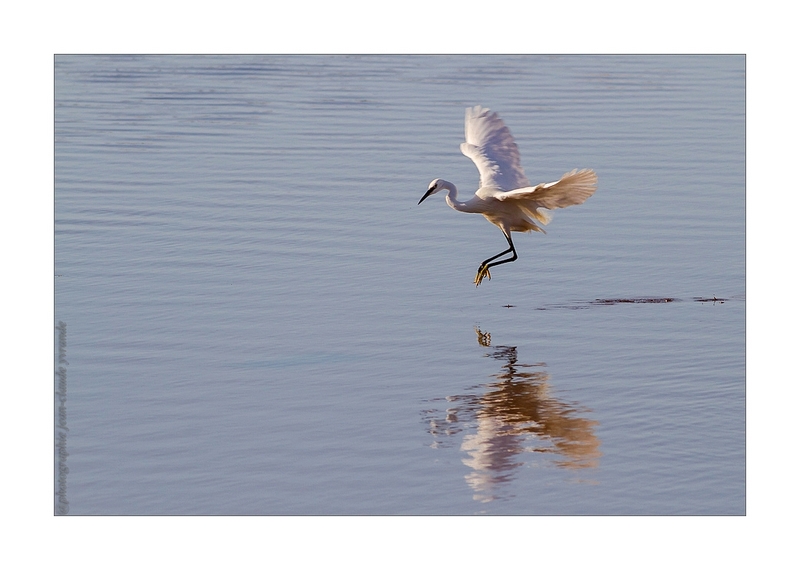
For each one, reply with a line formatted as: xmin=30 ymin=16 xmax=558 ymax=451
xmin=418 ymin=188 xmax=434 ymax=205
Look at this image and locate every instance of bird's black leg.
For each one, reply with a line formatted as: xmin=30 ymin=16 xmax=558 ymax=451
xmin=475 ymin=233 xmax=517 ymax=286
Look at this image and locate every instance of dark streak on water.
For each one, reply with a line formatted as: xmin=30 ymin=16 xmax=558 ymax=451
xmin=532 ymin=295 xmax=740 ymax=310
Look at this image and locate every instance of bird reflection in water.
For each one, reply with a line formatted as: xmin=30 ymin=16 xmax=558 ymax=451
xmin=422 ymin=327 xmax=601 ymax=503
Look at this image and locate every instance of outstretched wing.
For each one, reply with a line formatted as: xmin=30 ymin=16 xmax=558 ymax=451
xmin=460 ymin=106 xmax=531 ymax=191
xmin=496 ymin=168 xmax=597 ymax=224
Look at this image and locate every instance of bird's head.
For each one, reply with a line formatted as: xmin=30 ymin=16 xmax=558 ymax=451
xmin=418 ymin=179 xmax=449 ymax=205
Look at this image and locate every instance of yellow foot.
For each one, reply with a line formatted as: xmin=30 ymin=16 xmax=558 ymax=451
xmin=474 ymin=266 xmax=491 ymax=286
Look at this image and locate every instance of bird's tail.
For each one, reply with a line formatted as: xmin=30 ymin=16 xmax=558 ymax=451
xmin=514 ymin=203 xmax=551 ymax=233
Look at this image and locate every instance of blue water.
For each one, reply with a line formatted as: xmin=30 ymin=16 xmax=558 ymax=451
xmin=55 ymin=55 xmax=744 ymax=514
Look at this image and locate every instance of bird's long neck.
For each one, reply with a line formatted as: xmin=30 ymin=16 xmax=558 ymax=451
xmin=442 ymin=181 xmax=469 ymax=211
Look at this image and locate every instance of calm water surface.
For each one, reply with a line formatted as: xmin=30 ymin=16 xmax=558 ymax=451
xmin=55 ymin=55 xmax=744 ymax=514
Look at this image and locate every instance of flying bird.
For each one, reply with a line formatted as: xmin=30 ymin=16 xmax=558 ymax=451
xmin=418 ymin=106 xmax=597 ymax=286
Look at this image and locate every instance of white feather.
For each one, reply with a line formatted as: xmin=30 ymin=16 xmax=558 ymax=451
xmin=460 ymin=106 xmax=530 ymax=192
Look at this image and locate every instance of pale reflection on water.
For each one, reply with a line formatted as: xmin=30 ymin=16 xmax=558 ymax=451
xmin=423 ymin=328 xmax=601 ymax=503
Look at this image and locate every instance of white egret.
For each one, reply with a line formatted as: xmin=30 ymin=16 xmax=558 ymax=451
xmin=418 ymin=106 xmax=597 ymax=286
